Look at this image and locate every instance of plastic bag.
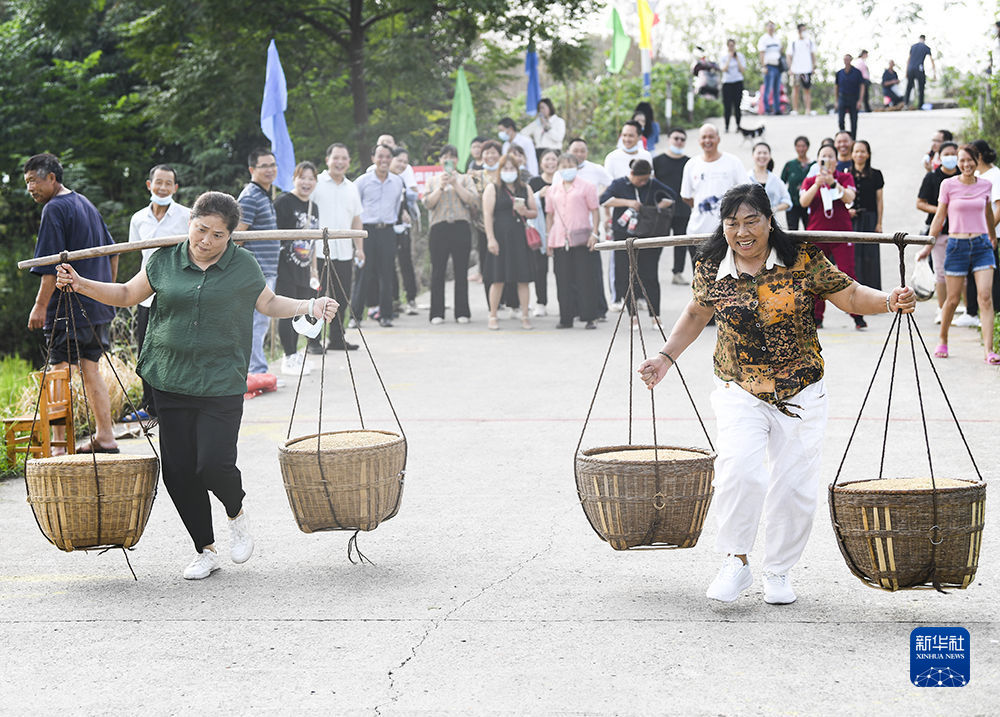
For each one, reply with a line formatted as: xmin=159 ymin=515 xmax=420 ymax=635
xmin=910 ymin=256 xmax=935 ymax=301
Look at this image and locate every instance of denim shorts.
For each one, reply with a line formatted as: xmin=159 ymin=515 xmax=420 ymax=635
xmin=944 ymin=234 xmax=996 ymax=276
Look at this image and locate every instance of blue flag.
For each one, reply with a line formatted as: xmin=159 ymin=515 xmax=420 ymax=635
xmin=525 ymin=46 xmax=541 ymax=117
xmin=260 ymin=39 xmax=295 ymax=192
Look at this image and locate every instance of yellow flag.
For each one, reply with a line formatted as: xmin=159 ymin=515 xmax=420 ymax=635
xmin=637 ymin=0 xmax=654 ymax=50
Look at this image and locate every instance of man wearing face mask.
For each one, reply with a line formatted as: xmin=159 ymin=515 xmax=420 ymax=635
xmin=497 ymin=118 xmax=538 ymax=176
xmin=604 ymin=121 xmax=653 ymax=180
xmin=127 ymin=165 xmax=190 ymax=418
xmin=654 ymin=128 xmax=696 ymax=284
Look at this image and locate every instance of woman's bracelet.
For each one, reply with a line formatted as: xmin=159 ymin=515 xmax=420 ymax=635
xmin=658 ymin=351 xmax=675 ymax=365
xmin=885 ymin=294 xmax=893 ymax=313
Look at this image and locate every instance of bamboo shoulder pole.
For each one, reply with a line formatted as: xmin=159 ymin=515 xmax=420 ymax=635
xmin=18 ymin=229 xmax=368 ymax=270
xmin=594 ymin=230 xmax=934 ymax=251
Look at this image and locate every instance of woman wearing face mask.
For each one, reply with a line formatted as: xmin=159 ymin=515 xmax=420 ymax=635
xmin=523 ymin=98 xmax=566 ymax=163
xmin=848 ymin=140 xmax=884 ymax=290
xmin=528 ymin=149 xmax=560 ymax=317
xmin=916 ymin=141 xmax=959 ymax=322
xmin=471 ymin=140 xmax=503 ymax=302
xmin=545 ymin=154 xmax=602 ymax=329
xmin=799 ymin=144 xmax=864 ymax=329
xmin=719 ymin=38 xmax=746 ymax=133
xmin=274 ymin=161 xmax=320 ymax=376
xmin=481 ymin=154 xmax=539 ymax=330
xmin=919 ymin=144 xmax=998 ymax=363
xmin=748 ymin=142 xmax=791 ymax=220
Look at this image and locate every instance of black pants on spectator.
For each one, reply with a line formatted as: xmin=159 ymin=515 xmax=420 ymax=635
xmin=722 ymin=81 xmax=743 ymax=131
xmin=395 ymin=231 xmax=418 ymax=303
xmin=355 ymin=226 xmax=396 ymax=322
xmin=134 ymin=305 xmax=156 ymax=416
xmin=275 ymin=274 xmax=313 ymax=355
xmin=613 ymin=240 xmax=663 ymax=316
xmin=429 ymin=220 xmax=471 ymax=320
xmin=553 ymin=246 xmax=600 ymax=324
xmin=668 ymin=214 xmax=693 ymax=274
xmin=319 ymin=258 xmax=354 ymax=348
xmin=964 ymin=245 xmax=1000 ymax=317
xmin=533 ymin=251 xmax=549 ymax=306
xmin=905 ymin=71 xmax=925 ymax=107
xmin=786 ymin=204 xmax=808 ymax=230
xmin=153 ymin=388 xmax=245 ymax=552
xmin=475 ymin=227 xmax=491 ymax=303
xmin=852 ymin=212 xmax=881 ymax=290
xmin=837 ymin=96 xmax=859 ymax=137
xmin=591 ymin=250 xmax=608 ymax=316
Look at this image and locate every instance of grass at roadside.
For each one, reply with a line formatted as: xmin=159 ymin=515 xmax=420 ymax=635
xmin=0 ymin=355 xmax=35 ymax=477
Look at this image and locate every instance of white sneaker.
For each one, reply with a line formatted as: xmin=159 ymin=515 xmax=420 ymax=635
xmin=533 ymin=304 xmax=547 ymax=317
xmin=456 ymin=316 xmax=470 ymax=324
xmin=953 ymin=313 xmax=980 ymax=328
xmin=228 ymin=511 xmax=254 ymax=564
xmin=430 ymin=317 xmax=445 ymax=325
xmin=762 ymin=571 xmax=797 ymax=604
xmin=672 ymin=272 xmax=689 ymax=285
xmin=610 ymin=300 xmax=623 ymax=312
xmin=934 ymin=308 xmax=942 ymax=325
xmin=706 ymin=555 xmax=753 ymax=602
xmin=183 ymin=549 xmax=221 ymax=580
xmin=280 ymin=352 xmax=311 ymax=376
xmin=406 ymin=300 xmax=419 ymax=316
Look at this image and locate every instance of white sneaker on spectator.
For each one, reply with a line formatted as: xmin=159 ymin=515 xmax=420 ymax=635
xmin=430 ymin=317 xmax=445 ymax=325
xmin=533 ymin=305 xmax=547 ymax=317
xmin=183 ymin=549 xmax=221 ymax=580
xmin=953 ymin=313 xmax=980 ymax=327
xmin=672 ymin=272 xmax=689 ymax=285
xmin=456 ymin=316 xmax=470 ymax=324
xmin=610 ymin=300 xmax=623 ymax=312
xmin=280 ymin=352 xmax=311 ymax=376
xmin=763 ymin=571 xmax=797 ymax=604
xmin=228 ymin=511 xmax=254 ymax=564
xmin=705 ymin=555 xmax=752 ymax=602
xmin=406 ymin=300 xmax=419 ymax=315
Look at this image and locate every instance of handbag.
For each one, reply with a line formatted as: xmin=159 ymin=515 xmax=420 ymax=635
xmin=910 ymin=256 xmax=936 ymax=301
xmin=506 ymin=185 xmax=542 ymax=249
xmin=629 ymin=187 xmax=675 ymax=238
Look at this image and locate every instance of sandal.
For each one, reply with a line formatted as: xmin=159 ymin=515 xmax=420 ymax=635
xmin=521 ymin=316 xmax=533 ymax=330
xmin=487 ymin=316 xmax=499 ymax=331
xmin=934 ymin=344 xmax=948 ymax=358
xmin=986 ymin=352 xmax=1000 ymax=365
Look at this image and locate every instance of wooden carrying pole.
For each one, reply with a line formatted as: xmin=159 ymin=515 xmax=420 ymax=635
xmin=594 ymin=230 xmax=934 ymax=251
xmin=18 ymin=229 xmax=368 ymax=270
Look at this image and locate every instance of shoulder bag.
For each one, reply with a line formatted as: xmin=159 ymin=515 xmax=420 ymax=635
xmin=629 ymin=186 xmax=674 ymax=238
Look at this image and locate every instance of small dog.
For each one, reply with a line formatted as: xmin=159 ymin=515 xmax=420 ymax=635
xmin=737 ymin=124 xmax=765 ymax=140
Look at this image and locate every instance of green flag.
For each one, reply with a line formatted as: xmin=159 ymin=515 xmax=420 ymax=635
xmin=607 ymin=8 xmax=630 ymax=74
xmin=448 ymin=66 xmax=477 ymax=169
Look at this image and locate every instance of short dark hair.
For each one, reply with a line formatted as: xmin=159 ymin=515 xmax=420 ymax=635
xmin=939 ymin=141 xmax=959 ymax=154
xmin=834 ymin=130 xmax=852 ymax=139
xmin=191 ymin=191 xmax=241 ymax=233
xmin=148 ymin=164 xmax=178 ymax=183
xmin=325 ymin=142 xmax=348 ymax=158
xmin=391 ymin=147 xmax=409 ymax=159
xmin=623 ymin=120 xmax=643 ymax=134
xmin=668 ymin=127 xmax=687 ymax=138
xmin=794 ymin=135 xmax=810 ymax=147
xmin=970 ymin=138 xmax=997 ymax=165
xmin=439 ymin=144 xmax=459 ymax=158
xmin=371 ymin=143 xmax=394 ymax=158
xmin=248 ymin=147 xmax=274 ymax=167
xmin=797 ymin=23 xmax=806 ymax=31
xmin=472 ymin=136 xmax=487 ymax=144
xmin=629 ymin=158 xmax=652 ymax=176
xmin=24 ymin=153 xmax=63 ymax=183
xmin=699 ymin=184 xmax=804 ymax=267
xmin=938 ymin=129 xmax=954 ymax=142
xmin=498 ymin=117 xmax=517 ymax=130
xmin=567 ymin=137 xmax=588 ymax=147
xmin=537 ymin=98 xmax=556 ymax=116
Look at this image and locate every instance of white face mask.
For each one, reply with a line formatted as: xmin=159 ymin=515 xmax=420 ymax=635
xmin=559 ymin=168 xmax=577 ymax=182
xmin=150 ymin=193 xmax=173 ymax=207
xmin=940 ymin=155 xmax=959 ymax=170
xmin=500 ymin=170 xmax=519 ymax=184
xmin=618 ymin=139 xmax=639 ymax=154
xmin=668 ymin=144 xmax=685 ymax=156
xmin=484 ymin=162 xmax=499 ymax=171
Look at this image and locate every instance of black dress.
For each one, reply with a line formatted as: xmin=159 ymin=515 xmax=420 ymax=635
xmin=850 ymin=167 xmax=884 ymax=290
xmin=487 ymin=183 xmax=534 ymax=284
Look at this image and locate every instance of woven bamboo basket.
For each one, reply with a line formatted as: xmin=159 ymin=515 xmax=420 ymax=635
xmin=829 ymin=477 xmax=986 ymax=591
xmin=25 ymin=454 xmax=159 ymax=551
xmin=279 ymin=430 xmax=405 ymax=533
xmin=575 ymin=445 xmax=716 ymax=550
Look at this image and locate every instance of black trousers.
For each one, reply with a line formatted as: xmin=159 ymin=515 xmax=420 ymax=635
xmin=553 ymin=246 xmax=600 ymax=324
xmin=355 ymin=227 xmax=396 ymax=322
xmin=533 ymin=251 xmax=549 ymax=305
xmin=153 ymin=388 xmax=245 ymax=552
xmin=134 ymin=305 xmax=156 ymax=416
xmin=722 ymin=81 xmax=743 ymax=131
xmin=852 ymin=212 xmax=881 ymax=290
xmin=591 ymin=250 xmax=608 ymax=316
xmin=786 ymin=204 xmax=808 ymax=231
xmin=395 ymin=232 xmax=418 ymax=303
xmin=667 ymin=214 xmax=693 ymax=274
xmin=319 ymin=258 xmax=354 ymax=348
xmin=275 ymin=274 xmax=313 ymax=355
xmin=613 ymin=240 xmax=663 ymax=316
xmin=905 ymin=71 xmax=925 ymax=107
xmin=837 ymin=97 xmax=859 ymax=137
xmin=964 ymin=245 xmax=1000 ymax=317
xmin=429 ymin=221 xmax=472 ymax=320
xmin=475 ymin=227 xmax=491 ymax=303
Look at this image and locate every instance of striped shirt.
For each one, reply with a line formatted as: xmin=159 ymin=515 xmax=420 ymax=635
xmin=237 ymin=182 xmax=279 ymax=277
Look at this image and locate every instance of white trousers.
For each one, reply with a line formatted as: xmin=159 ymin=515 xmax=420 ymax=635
xmin=709 ymin=377 xmax=828 ymax=574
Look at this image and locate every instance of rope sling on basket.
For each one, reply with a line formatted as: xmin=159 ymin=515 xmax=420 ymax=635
xmin=829 ymin=234 xmax=986 ymax=592
xmin=278 ymin=230 xmax=407 ymax=564
xmin=24 ymin=259 xmax=160 ymax=581
xmin=575 ymin=238 xmax=716 ymax=550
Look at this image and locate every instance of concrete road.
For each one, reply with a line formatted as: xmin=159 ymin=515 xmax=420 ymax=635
xmin=1 ymin=108 xmax=996 ymax=715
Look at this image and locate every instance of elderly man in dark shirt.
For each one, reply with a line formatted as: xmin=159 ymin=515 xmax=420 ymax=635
xmin=835 ymin=54 xmax=864 ymax=138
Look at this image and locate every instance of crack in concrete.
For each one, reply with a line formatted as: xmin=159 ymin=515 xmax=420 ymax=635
xmin=372 ymin=518 xmax=559 ymax=716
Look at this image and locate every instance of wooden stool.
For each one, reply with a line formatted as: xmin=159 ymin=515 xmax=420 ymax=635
xmin=3 ymin=367 xmax=75 ymax=463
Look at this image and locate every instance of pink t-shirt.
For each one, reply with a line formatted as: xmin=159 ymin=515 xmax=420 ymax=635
xmin=545 ymin=177 xmax=599 ymax=248
xmin=938 ymin=176 xmax=992 ymax=234
xmin=801 ymin=171 xmax=856 ymax=231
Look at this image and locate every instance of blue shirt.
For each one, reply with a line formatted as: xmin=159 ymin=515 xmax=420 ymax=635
xmin=237 ymin=182 xmax=279 ymax=277
xmin=355 ymin=171 xmax=405 ymax=224
xmin=907 ymin=42 xmax=931 ymax=73
xmin=835 ymin=66 xmax=864 ymax=99
xmin=30 ymin=191 xmax=116 ymax=329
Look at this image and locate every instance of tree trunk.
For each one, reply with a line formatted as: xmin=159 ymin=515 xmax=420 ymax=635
xmin=348 ymin=0 xmax=369 ymax=162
